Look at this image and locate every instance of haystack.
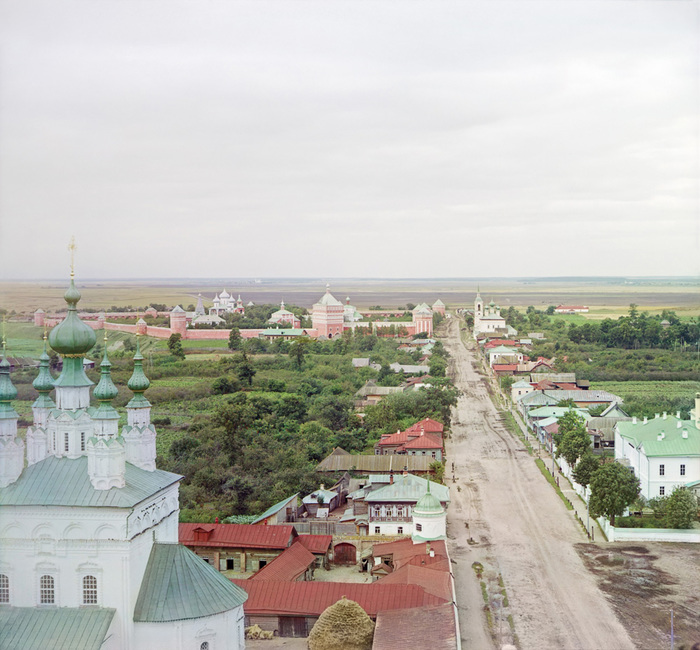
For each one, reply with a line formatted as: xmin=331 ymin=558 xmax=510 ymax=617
xmin=307 ymin=596 xmax=375 ymax=650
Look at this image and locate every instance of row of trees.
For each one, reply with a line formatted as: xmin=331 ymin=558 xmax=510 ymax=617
xmin=568 ymin=307 xmax=699 ymax=350
xmin=554 ymin=411 xmax=697 ymax=528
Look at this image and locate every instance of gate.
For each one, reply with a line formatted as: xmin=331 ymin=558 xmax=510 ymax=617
xmin=333 ymin=542 xmax=357 ymax=565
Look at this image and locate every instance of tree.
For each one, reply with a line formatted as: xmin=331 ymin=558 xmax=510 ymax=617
xmin=589 ymin=462 xmax=640 ymax=525
xmin=288 ymin=338 xmax=308 ymax=369
xmin=665 ymin=486 xmax=698 ymax=529
xmin=555 ymin=411 xmax=590 ymax=467
xmin=228 ymin=327 xmax=242 ymax=351
xmin=572 ymin=452 xmax=600 ymax=490
xmin=167 ymin=333 xmax=185 ymax=360
xmin=236 ymin=358 xmax=256 ymax=386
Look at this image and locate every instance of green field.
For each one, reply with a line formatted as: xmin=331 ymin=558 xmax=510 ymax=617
xmin=590 ymin=381 xmax=700 ymax=402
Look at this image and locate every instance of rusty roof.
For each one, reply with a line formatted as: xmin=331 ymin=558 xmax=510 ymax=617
xmin=375 ymin=564 xmax=452 ymax=601
xmin=372 ymin=538 xmax=448 ymax=569
xmin=316 ymin=454 xmax=433 ymax=473
xmin=250 ymin=543 xmax=316 ymax=582
xmin=231 ymin=580 xmax=446 ymax=617
xmin=405 ymin=418 xmax=444 ymax=433
xmin=294 ymin=534 xmax=333 ymax=554
xmin=372 ymin=603 xmax=458 ymax=650
xmin=179 ymin=523 xmax=295 ymax=549
xmin=402 ymin=432 xmax=443 ymax=450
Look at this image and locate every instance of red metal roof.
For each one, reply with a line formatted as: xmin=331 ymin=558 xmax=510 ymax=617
xmin=405 ymin=418 xmax=444 ymax=433
xmin=372 ymin=538 xmax=448 ymax=569
xmin=376 ymin=564 xmax=452 ymax=601
xmin=250 ymin=543 xmax=316 ymax=582
xmin=231 ymin=580 xmax=446 ymax=617
xmin=484 ymin=340 xmax=518 ymax=349
xmin=492 ymin=364 xmax=518 ymax=371
xmin=372 ymin=603 xmax=458 ymax=650
xmin=402 ymin=432 xmax=443 ymax=451
xmin=294 ymin=534 xmax=332 ymax=555
xmin=179 ymin=523 xmax=296 ymax=549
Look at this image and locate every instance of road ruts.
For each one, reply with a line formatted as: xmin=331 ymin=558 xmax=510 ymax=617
xmin=443 ymin=318 xmax=635 ymax=650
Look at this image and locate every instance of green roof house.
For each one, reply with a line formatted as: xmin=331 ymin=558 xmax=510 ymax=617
xmin=615 ymin=400 xmax=700 ymax=500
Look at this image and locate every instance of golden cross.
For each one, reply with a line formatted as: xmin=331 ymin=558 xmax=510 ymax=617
xmin=68 ymin=236 xmax=76 ymax=278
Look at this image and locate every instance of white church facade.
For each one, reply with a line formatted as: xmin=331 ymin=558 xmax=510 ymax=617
xmin=0 ymin=276 xmax=247 ymax=650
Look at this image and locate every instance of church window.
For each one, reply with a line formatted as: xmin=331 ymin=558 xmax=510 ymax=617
xmin=659 ymin=486 xmax=665 ymax=496
xmin=659 ymin=464 xmax=665 ymax=476
xmin=374 ymin=527 xmax=380 ymax=534
xmin=397 ymin=527 xmax=403 ymax=534
xmin=81 ymin=432 xmax=86 ymax=452
xmin=40 ymin=575 xmax=54 ymax=604
xmin=681 ymin=464 xmax=686 ymax=476
xmin=415 ymin=523 xmax=422 ymax=532
xmin=0 ymin=575 xmax=9 ymax=603
xmin=64 ymin=432 xmax=69 ymax=453
xmin=200 ymin=643 xmax=209 ymax=650
xmin=82 ymin=575 xmax=97 ymax=605
xmin=52 ymin=432 xmax=56 ymax=451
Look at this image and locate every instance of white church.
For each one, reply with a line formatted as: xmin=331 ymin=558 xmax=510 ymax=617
xmin=0 ymin=276 xmax=247 ymax=649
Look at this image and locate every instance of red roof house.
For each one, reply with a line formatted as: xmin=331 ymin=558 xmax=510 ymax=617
xmin=250 ymin=542 xmax=316 ymax=583
xmin=179 ymin=523 xmax=297 ymax=574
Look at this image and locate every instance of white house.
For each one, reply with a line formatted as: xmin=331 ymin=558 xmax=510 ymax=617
xmin=0 ymin=277 xmax=247 ymax=650
xmin=614 ymin=399 xmax=700 ymax=500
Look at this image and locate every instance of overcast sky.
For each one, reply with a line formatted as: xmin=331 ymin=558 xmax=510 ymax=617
xmin=0 ymin=1 xmax=698 ymax=279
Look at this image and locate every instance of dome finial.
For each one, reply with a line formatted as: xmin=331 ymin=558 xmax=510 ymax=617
xmin=93 ymin=332 xmax=118 ymax=405
xmin=68 ymin=236 xmax=76 ymax=279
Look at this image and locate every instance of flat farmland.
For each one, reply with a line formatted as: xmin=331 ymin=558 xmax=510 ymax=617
xmin=1 ymin=277 xmax=698 ymax=316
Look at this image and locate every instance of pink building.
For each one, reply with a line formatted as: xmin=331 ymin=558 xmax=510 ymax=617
xmin=311 ymin=286 xmax=345 ymax=339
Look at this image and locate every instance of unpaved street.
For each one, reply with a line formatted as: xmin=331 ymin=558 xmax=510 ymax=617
xmin=443 ymin=319 xmax=635 ymax=650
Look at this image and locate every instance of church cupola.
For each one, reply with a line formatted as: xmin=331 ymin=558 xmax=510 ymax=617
xmin=411 ymin=480 xmax=446 ymax=544
xmin=49 ymin=275 xmax=96 ymax=410
xmin=26 ymin=336 xmax=55 ymax=465
xmin=87 ymin=335 xmax=125 ymax=489
xmin=0 ymin=338 xmax=25 ymax=487
xmin=92 ymin=335 xmax=120 ymax=438
xmin=123 ymin=336 xmax=156 ymax=471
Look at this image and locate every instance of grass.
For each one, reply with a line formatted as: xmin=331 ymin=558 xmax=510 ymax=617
xmin=590 ymin=380 xmax=700 ymax=401
xmin=501 ymin=409 xmax=534 ymax=455
xmin=535 ymin=458 xmax=574 ymax=510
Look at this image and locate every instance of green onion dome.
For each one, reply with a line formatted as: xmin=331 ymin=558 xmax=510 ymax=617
xmin=32 ymin=341 xmax=55 ymax=394
xmin=93 ymin=346 xmax=119 ymax=403
xmin=414 ymin=481 xmax=444 ymax=514
xmin=127 ymin=337 xmax=151 ymax=408
xmin=0 ymin=352 xmax=18 ymax=405
xmin=48 ymin=278 xmax=96 ymax=356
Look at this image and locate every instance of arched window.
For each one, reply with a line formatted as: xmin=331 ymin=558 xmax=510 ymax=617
xmin=40 ymin=575 xmax=54 ymax=604
xmin=200 ymin=643 xmax=209 ymax=650
xmin=82 ymin=575 xmax=97 ymax=605
xmin=64 ymin=432 xmax=69 ymax=453
xmin=0 ymin=574 xmax=9 ymax=603
xmin=81 ymin=432 xmax=86 ymax=452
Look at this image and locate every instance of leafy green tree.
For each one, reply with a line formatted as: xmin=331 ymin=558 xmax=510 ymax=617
xmin=556 ymin=411 xmax=590 ymax=467
xmin=589 ymin=462 xmax=640 ymax=525
xmin=572 ymin=451 xmax=600 ymax=490
xmin=665 ymin=486 xmax=698 ymax=529
xmin=228 ymin=327 xmax=242 ymax=350
xmin=236 ymin=360 xmax=256 ymax=386
xmin=167 ymin=333 xmax=185 ymax=360
xmin=288 ymin=338 xmax=308 ymax=369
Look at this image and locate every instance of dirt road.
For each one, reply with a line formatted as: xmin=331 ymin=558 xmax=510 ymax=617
xmin=443 ymin=318 xmax=635 ymax=650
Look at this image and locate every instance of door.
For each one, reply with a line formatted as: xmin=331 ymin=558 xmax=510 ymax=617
xmin=278 ymin=617 xmax=308 ymax=637
xmin=334 ymin=542 xmax=356 ymax=565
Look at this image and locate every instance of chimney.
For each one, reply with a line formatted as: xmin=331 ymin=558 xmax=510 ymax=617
xmin=389 ymin=472 xmax=394 ymax=485
xmin=663 ymin=412 xmax=667 ymax=420
xmin=320 ymin=484 xmax=325 ymax=491
xmin=657 ymin=431 xmax=665 ymax=441
xmin=632 ymin=417 xmax=637 ymax=425
xmin=655 ymin=413 xmax=660 ymax=419
xmin=677 ymin=420 xmax=682 ymax=429
xmin=682 ymin=429 xmax=688 ymax=439
xmin=643 ymin=416 xmax=648 ymax=424
xmin=676 ymin=410 xmax=681 ymax=419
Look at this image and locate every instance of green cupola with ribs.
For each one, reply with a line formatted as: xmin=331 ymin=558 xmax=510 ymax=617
xmin=0 ymin=343 xmax=19 ymax=423
xmin=127 ymin=336 xmax=151 ymax=409
xmin=49 ymin=275 xmax=96 ymax=389
xmin=32 ymin=337 xmax=55 ymax=409
xmin=93 ymin=336 xmax=119 ymax=423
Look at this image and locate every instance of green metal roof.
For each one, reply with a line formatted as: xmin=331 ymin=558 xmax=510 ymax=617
xmin=133 ymin=543 xmax=248 ymax=622
xmin=367 ymin=474 xmax=450 ymax=505
xmin=0 ymin=456 xmax=182 ymax=507
xmin=0 ymin=607 xmax=115 ymax=650
xmin=414 ymin=481 xmax=444 ymax=514
xmin=48 ymin=278 xmax=96 ymax=357
xmin=259 ymin=328 xmax=307 ymax=336
xmin=617 ymin=417 xmax=700 ymax=457
xmin=528 ymin=407 xmax=590 ymax=420
xmin=251 ymin=493 xmax=298 ymax=524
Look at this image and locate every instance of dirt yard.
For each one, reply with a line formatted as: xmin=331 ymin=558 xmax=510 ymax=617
xmin=444 ymin=318 xmax=637 ymax=650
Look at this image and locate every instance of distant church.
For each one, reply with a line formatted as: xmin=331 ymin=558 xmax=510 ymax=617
xmin=0 ymin=275 xmax=247 ymax=649
xmin=472 ymin=290 xmax=509 ymax=339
